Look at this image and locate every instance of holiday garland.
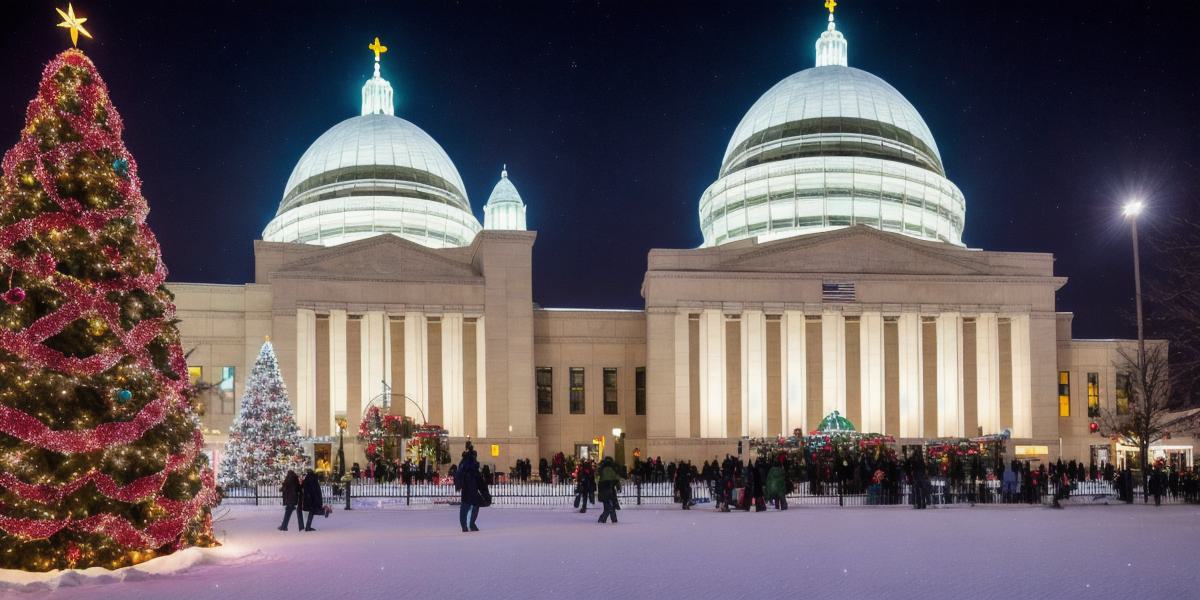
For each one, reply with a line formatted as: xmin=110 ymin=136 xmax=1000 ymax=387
xmin=0 ymin=50 xmax=216 ymax=571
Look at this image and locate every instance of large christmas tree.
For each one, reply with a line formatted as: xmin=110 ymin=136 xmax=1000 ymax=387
xmin=218 ymin=340 xmax=308 ymax=487
xmin=0 ymin=50 xmax=217 ymax=571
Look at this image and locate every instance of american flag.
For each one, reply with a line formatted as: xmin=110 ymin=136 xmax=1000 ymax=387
xmin=822 ymin=281 xmax=856 ymax=302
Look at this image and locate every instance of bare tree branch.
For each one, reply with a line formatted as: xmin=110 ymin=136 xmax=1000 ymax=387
xmin=1098 ymin=344 xmax=1199 ymax=479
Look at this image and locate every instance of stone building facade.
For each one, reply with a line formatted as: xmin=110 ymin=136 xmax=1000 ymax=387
xmin=173 ymin=11 xmax=1195 ymax=474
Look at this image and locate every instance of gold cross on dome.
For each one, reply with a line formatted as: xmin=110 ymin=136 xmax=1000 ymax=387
xmin=56 ymin=3 xmax=93 ymax=48
xmin=369 ymin=37 xmax=388 ymax=62
xmin=825 ymin=0 xmax=837 ymax=15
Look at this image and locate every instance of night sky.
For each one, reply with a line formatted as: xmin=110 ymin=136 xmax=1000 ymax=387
xmin=2 ymin=1 xmax=1197 ymax=341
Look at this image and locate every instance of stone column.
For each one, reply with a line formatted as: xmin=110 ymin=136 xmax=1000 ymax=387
xmin=475 ymin=316 xmax=487 ymax=438
xmin=698 ymin=308 xmax=727 ymax=438
xmin=741 ymin=309 xmax=768 ymax=437
xmin=821 ymin=311 xmax=847 ymax=416
xmin=404 ymin=312 xmax=429 ymax=421
xmin=897 ymin=312 xmax=923 ymax=438
xmin=1010 ymin=313 xmax=1033 ymax=438
xmin=295 ymin=308 xmax=317 ymax=437
xmin=360 ymin=311 xmax=388 ymax=415
xmin=935 ymin=312 xmax=965 ymax=437
xmin=781 ymin=310 xmax=807 ymax=436
xmin=673 ymin=311 xmax=690 ymax=438
xmin=975 ymin=312 xmax=1001 ymax=434
xmin=329 ymin=309 xmax=348 ymax=433
xmin=441 ymin=313 xmax=465 ymax=437
xmin=859 ymin=311 xmax=885 ymax=434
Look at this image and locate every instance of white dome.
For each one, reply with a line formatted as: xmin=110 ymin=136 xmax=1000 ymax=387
xmin=721 ymin=66 xmax=944 ymax=177
xmin=264 ymin=114 xmax=481 ymax=248
xmin=699 ymin=20 xmax=966 ymax=248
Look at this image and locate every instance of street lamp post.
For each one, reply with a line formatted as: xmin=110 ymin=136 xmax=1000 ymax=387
xmin=612 ymin=427 xmax=625 ymax=472
xmin=335 ymin=413 xmax=348 ymax=479
xmin=1123 ymin=200 xmax=1146 ymax=365
xmin=1123 ymin=199 xmax=1149 ymax=493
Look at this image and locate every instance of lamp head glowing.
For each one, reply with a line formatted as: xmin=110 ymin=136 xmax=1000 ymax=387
xmin=612 ymin=427 xmax=623 ymax=437
xmin=1123 ymin=200 xmax=1145 ymax=217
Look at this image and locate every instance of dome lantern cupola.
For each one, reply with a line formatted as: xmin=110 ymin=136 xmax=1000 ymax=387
xmin=361 ymin=37 xmax=394 ymax=116
xmin=483 ymin=165 xmax=528 ymax=231
xmin=815 ymin=0 xmax=847 ymax=67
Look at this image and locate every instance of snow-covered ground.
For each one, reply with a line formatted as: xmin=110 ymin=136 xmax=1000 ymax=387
xmin=8 ymin=502 xmax=1199 ymax=600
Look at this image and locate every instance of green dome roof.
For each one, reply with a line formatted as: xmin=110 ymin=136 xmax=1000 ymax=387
xmin=817 ymin=411 xmax=856 ymax=433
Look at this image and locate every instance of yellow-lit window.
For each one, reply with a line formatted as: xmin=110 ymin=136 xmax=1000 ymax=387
xmin=1058 ymin=371 xmax=1070 ymax=417
xmin=1087 ymin=372 xmax=1100 ymax=417
xmin=187 ymin=366 xmax=203 ymax=386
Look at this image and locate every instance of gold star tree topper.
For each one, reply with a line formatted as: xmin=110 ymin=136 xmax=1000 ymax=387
xmin=56 ymin=3 xmax=93 ymax=47
xmin=825 ymin=0 xmax=838 ymax=15
xmin=369 ymin=37 xmax=388 ymax=62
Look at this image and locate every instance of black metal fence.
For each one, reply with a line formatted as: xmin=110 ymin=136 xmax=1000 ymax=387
xmin=218 ymin=477 xmax=1199 ymax=509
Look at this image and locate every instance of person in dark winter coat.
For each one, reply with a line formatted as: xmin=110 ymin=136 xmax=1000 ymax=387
xmin=575 ymin=462 xmax=596 ymax=513
xmin=675 ymin=462 xmax=693 ymax=510
xmin=910 ymin=451 xmax=929 ymax=509
xmin=300 ymin=469 xmax=323 ymax=531
xmin=455 ymin=448 xmax=485 ymax=532
xmin=597 ymin=457 xmax=621 ymax=523
xmin=1149 ymin=466 xmax=1164 ymax=506
xmin=278 ymin=470 xmax=303 ymax=531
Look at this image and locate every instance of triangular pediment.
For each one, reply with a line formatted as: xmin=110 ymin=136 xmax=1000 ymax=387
xmin=715 ymin=226 xmax=995 ymax=276
xmin=274 ymin=234 xmax=481 ymax=282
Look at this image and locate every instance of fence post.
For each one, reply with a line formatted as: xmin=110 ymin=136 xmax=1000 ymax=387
xmin=838 ymin=481 xmax=844 ymax=507
xmin=345 ymin=478 xmax=352 ymax=511
xmin=636 ymin=480 xmax=642 ymax=506
xmin=406 ymin=481 xmax=411 ymax=506
xmin=254 ymin=484 xmax=259 ymax=506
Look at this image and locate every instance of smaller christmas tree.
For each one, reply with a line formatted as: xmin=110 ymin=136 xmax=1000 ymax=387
xmin=217 ymin=340 xmax=308 ymax=486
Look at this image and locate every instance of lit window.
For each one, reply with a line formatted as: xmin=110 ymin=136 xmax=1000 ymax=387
xmin=635 ymin=367 xmax=646 ymax=416
xmin=536 ymin=367 xmax=553 ymax=415
xmin=219 ymin=366 xmax=235 ymax=415
xmin=1058 ymin=371 xmax=1070 ymax=417
xmin=603 ymin=368 xmax=618 ymax=415
xmin=569 ymin=368 xmax=585 ymax=415
xmin=1115 ymin=372 xmax=1131 ymax=415
xmin=1087 ymin=372 xmax=1100 ymax=418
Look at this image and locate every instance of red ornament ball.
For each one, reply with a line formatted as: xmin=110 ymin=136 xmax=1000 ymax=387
xmin=3 ymin=287 xmax=25 ymax=305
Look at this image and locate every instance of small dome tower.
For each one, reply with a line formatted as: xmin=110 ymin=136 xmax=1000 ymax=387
xmin=483 ymin=165 xmax=527 ymax=231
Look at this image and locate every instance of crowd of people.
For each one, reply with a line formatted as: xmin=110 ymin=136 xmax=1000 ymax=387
xmin=275 ymin=448 xmax=1200 ymax=532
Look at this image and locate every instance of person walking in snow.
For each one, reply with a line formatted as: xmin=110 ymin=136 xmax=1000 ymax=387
xmin=597 ymin=457 xmax=621 ymax=523
xmin=278 ymin=470 xmax=303 ymax=531
xmin=300 ymin=468 xmax=323 ymax=531
xmin=455 ymin=445 xmax=486 ymax=532
xmin=575 ymin=461 xmax=596 ymax=513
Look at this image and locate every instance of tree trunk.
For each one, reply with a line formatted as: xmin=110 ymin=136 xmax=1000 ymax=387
xmin=1139 ymin=440 xmax=1150 ymax=495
